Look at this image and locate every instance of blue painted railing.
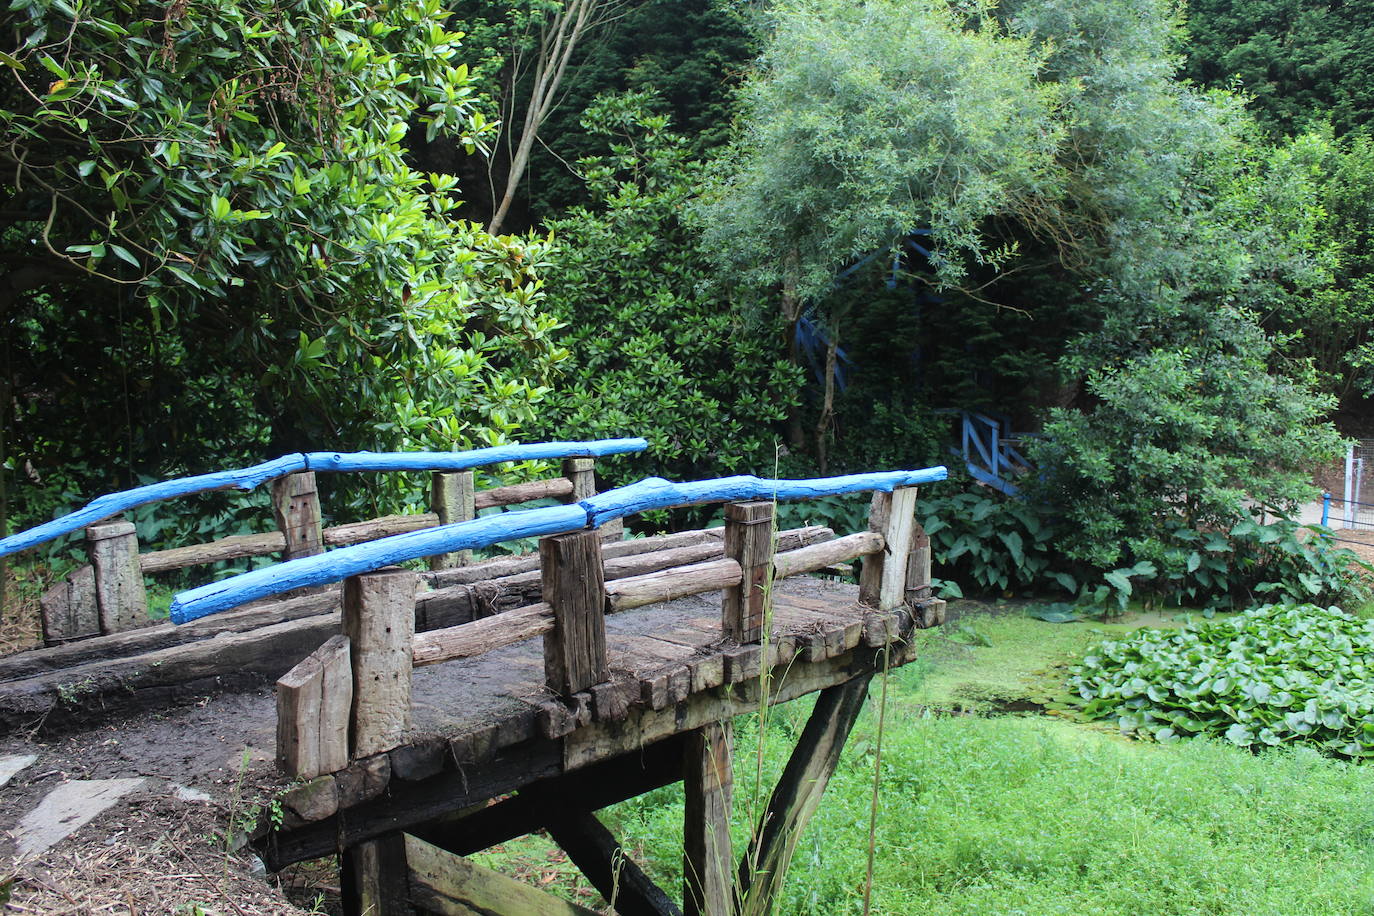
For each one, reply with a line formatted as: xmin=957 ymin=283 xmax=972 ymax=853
xmin=0 ymin=439 xmax=648 ymax=559
xmin=948 ymin=412 xmax=1031 ymax=496
xmin=169 ymin=466 xmax=948 ymax=624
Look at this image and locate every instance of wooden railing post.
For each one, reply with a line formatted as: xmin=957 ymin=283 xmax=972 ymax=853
xmin=87 ymin=519 xmax=147 ymax=634
xmin=429 ymin=470 xmax=475 ymax=570
xmin=859 ymin=486 xmax=919 ymax=611
xmin=540 ymin=529 xmax=608 ymax=696
xmin=723 ymin=501 xmax=775 ymax=643
xmin=340 ymin=567 xmax=413 ymax=916
xmin=272 ymin=471 xmax=324 ymax=560
xmin=564 ymin=457 xmax=621 ymax=542
xmin=343 ymin=567 xmax=416 ymax=758
xmin=906 ymin=519 xmax=946 ymax=628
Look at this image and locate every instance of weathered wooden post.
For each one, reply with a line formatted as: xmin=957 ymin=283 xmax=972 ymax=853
xmin=87 ymin=519 xmax=147 ymax=634
xmin=684 ymin=720 xmax=735 ymax=916
xmin=722 ymin=500 xmax=775 ymax=643
xmin=540 ymin=529 xmax=608 ymax=696
xmin=906 ymin=518 xmax=945 ymax=628
xmin=429 ymin=470 xmax=475 ymax=570
xmin=341 ymin=567 xmax=416 ymax=916
xmin=343 ymin=566 xmax=417 ymax=757
xmin=563 ymin=457 xmax=620 ymax=542
xmin=39 ymin=564 xmax=98 ymax=644
xmin=858 ymin=486 xmax=919 ymax=611
xmin=272 ymin=471 xmax=324 ymax=560
xmin=276 ymin=634 xmax=352 ymax=779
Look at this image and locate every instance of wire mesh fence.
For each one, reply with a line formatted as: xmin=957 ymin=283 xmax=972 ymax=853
xmin=1328 ymin=440 xmax=1374 ymax=530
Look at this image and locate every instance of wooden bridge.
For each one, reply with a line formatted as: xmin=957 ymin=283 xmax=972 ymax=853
xmin=0 ymin=441 xmax=947 ymax=915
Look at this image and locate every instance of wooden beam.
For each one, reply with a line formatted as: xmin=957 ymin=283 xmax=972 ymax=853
xmin=412 ymin=603 xmax=553 ymax=668
xmin=411 ymin=737 xmax=687 ymax=857
xmin=326 ymin=514 xmax=440 ymax=548
xmin=406 ymin=833 xmax=600 ymax=915
xmin=605 ymin=559 xmax=742 ymax=613
xmin=541 ymin=530 xmax=608 ymax=696
xmin=139 ymin=531 xmax=286 ymax=573
xmin=272 ymin=471 xmax=325 ymax=560
xmin=722 ymin=502 xmax=774 ymax=643
xmin=342 ymin=832 xmax=412 ymax=916
xmin=418 ymin=526 xmax=831 ymax=590
xmin=0 ymin=611 xmax=339 ymax=735
xmin=260 ymin=739 xmax=564 ymax=870
xmin=344 ymin=567 xmax=417 ymax=757
xmin=476 ymin=476 xmax=576 ymax=511
xmin=547 ymin=812 xmax=683 ymax=916
xmin=772 ymin=532 xmax=882 ymax=580
xmin=736 ymin=674 xmax=874 ymax=916
xmin=88 ymin=520 xmax=147 ymax=634
xmin=684 ymin=721 xmax=734 ymax=916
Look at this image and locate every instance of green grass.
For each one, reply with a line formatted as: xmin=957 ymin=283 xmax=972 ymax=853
xmin=481 ymin=608 xmax=1374 ymax=914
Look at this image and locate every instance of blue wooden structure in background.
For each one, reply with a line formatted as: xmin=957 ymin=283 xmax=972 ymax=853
xmin=946 ymin=411 xmax=1032 ymax=496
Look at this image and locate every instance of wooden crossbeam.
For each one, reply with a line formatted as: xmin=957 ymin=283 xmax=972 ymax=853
xmin=546 ymin=812 xmax=683 ymax=916
xmin=736 ymin=674 xmax=874 ymax=916
xmin=406 ymin=833 xmax=600 ymax=916
xmin=411 ymin=737 xmax=687 ymax=856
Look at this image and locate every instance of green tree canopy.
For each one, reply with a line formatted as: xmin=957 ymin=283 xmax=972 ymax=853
xmin=1 ymin=0 xmax=565 ymax=523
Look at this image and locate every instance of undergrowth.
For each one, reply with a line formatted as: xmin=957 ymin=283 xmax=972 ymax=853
xmin=479 ymin=610 xmax=1374 ymax=914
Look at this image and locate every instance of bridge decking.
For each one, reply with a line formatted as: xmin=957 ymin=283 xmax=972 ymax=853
xmin=262 ymin=576 xmax=933 ymax=876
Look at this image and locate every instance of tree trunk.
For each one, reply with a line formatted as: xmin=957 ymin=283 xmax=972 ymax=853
xmin=815 ymin=331 xmax=838 ymax=476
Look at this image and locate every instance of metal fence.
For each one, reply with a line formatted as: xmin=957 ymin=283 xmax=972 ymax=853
xmin=1320 ymin=440 xmax=1374 ymax=529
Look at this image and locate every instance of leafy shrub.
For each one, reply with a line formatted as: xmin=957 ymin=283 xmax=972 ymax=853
xmin=532 ymin=93 xmax=800 ymax=489
xmin=921 ymin=491 xmax=1059 ymax=597
xmin=1072 ymin=604 xmax=1374 ymax=757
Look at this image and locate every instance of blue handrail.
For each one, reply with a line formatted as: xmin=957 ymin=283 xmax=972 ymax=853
xmin=168 ymin=466 xmax=948 ymax=624
xmin=0 ymin=439 xmax=649 ymax=559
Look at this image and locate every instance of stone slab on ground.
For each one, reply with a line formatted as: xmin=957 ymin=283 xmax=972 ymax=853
xmin=0 ymin=753 xmax=36 ymax=788
xmin=14 ymin=777 xmax=145 ymax=858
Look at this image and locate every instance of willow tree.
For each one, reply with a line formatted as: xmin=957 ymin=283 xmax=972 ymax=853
xmin=702 ymin=0 xmax=1342 ymax=565
xmin=697 ymin=0 xmax=1063 ymax=467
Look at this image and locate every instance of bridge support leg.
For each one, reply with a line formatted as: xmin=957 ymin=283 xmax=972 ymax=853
xmin=735 ymin=673 xmax=874 ymax=916
xmin=546 ymin=812 xmax=682 ymax=916
xmin=684 ymin=720 xmax=734 ymax=916
xmin=342 ymin=831 xmax=412 ymax=916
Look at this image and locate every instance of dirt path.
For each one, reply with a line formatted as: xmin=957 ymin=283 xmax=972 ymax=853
xmin=0 ymin=685 xmax=310 ymax=913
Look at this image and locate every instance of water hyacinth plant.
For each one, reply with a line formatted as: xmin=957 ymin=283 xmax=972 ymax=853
xmin=1071 ymin=604 xmax=1374 ymax=757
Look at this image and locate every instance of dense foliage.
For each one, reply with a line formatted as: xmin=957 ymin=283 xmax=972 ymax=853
xmin=1185 ymin=0 xmax=1374 ymax=137
xmin=1073 ymin=604 xmax=1374 ymax=757
xmin=1 ymin=0 xmax=564 ymax=528
xmin=530 ymin=94 xmax=801 ymax=487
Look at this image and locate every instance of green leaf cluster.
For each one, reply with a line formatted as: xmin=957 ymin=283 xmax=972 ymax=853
xmin=530 ymin=92 xmax=801 ymax=489
xmin=2 ymin=0 xmax=565 ymax=524
xmin=1072 ymin=603 xmax=1374 ymax=757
